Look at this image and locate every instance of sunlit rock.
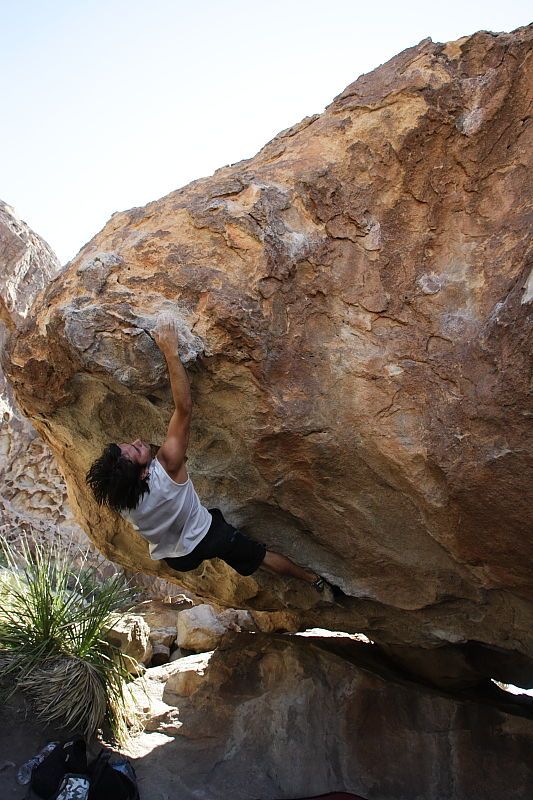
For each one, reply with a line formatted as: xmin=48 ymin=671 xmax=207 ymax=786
xmin=177 ymin=604 xmax=228 ymax=652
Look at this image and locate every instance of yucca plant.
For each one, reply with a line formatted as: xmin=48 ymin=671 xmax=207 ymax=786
xmin=0 ymin=535 xmax=139 ymax=742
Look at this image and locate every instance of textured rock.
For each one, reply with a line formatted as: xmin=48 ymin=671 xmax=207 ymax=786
xmin=217 ymin=607 xmax=256 ymax=631
xmin=124 ymin=633 xmax=533 ymax=800
xmin=0 ymin=200 xmax=60 ymax=330
xmin=149 ymin=627 xmax=178 ymax=649
xmin=250 ymin=609 xmax=300 ymax=633
xmin=105 ymin=613 xmax=153 ymax=670
xmin=0 ymin=202 xmax=97 ymax=568
xmin=177 ymin=604 xmax=227 ymax=652
xmin=2 ymin=28 xmax=533 ymax=682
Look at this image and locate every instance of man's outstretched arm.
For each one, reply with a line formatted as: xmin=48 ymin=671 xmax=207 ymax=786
xmin=153 ymin=321 xmax=192 ymax=482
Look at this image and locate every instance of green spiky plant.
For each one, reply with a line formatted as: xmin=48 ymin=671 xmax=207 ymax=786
xmin=0 ymin=536 xmax=139 ymax=742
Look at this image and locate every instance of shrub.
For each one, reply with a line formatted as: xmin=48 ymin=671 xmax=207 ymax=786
xmin=0 ymin=536 xmax=139 ymax=741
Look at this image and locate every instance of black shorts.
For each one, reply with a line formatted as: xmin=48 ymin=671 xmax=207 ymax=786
xmin=163 ymin=508 xmax=266 ymax=576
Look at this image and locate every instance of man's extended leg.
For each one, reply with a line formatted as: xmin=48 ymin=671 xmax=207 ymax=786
xmin=261 ymin=550 xmax=319 ymax=585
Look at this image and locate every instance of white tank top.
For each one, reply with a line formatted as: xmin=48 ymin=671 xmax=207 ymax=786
xmin=123 ymin=457 xmax=212 ymax=559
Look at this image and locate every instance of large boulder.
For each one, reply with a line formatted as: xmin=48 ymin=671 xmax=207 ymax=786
xmin=2 ymin=27 xmax=533 ymax=682
xmin=125 ymin=633 xmax=533 ymax=800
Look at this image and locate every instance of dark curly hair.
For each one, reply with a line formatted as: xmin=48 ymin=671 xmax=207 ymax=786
xmin=86 ymin=443 xmax=150 ymax=512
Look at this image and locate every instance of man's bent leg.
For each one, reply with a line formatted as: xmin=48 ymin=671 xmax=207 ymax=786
xmin=261 ymin=550 xmax=318 ymax=584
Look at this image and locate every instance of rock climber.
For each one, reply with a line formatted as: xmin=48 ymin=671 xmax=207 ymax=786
xmin=86 ymin=318 xmax=327 ymax=592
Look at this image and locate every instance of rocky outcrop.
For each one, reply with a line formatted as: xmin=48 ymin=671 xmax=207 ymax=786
xmin=126 ymin=633 xmax=533 ymax=800
xmin=0 ymin=201 xmax=89 ymax=557
xmin=2 ymin=27 xmax=533 ymax=684
xmin=0 ymin=200 xmax=60 ymax=331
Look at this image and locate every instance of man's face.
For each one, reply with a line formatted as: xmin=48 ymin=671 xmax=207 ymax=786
xmin=119 ymin=439 xmax=152 ymax=467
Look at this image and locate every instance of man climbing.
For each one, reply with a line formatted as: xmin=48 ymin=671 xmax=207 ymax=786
xmin=86 ymin=318 xmax=327 ymax=592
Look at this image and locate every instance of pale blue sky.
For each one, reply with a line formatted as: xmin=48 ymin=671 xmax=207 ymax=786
xmin=1 ymin=0 xmax=531 ymax=263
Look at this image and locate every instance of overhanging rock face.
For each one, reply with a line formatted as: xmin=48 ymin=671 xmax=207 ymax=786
xmin=3 ymin=28 xmax=533 ymax=679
